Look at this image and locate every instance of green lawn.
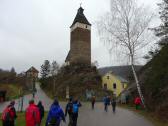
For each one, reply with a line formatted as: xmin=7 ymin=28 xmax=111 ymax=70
xmin=0 ymin=84 xmax=30 ymax=101
xmin=0 ymin=112 xmax=48 ymax=126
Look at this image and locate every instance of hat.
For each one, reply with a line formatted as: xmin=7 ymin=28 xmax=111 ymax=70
xmin=53 ymin=99 xmax=59 ymax=106
xmin=29 ymin=99 xmax=34 ymax=104
xmin=10 ymin=101 xmax=15 ymax=106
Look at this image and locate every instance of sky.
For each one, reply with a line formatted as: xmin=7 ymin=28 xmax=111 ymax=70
xmin=0 ymin=0 xmax=161 ymax=73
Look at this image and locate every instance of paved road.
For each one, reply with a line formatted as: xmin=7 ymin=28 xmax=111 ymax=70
xmin=72 ymin=104 xmax=153 ymax=126
xmin=0 ymin=84 xmax=153 ymax=126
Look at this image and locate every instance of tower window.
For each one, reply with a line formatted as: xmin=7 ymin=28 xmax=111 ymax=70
xmin=86 ymin=25 xmax=88 ymax=28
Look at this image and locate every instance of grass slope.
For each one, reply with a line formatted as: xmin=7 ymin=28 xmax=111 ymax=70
xmin=119 ymin=104 xmax=168 ymax=126
xmin=0 ymin=112 xmax=48 ymax=126
xmin=0 ymin=84 xmax=22 ymax=100
xmin=141 ymin=45 xmax=168 ymax=121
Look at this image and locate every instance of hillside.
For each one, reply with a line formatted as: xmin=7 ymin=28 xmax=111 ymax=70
xmin=40 ymin=64 xmax=109 ymax=100
xmin=0 ymin=84 xmax=23 ymax=100
xmin=138 ymin=45 xmax=168 ymax=121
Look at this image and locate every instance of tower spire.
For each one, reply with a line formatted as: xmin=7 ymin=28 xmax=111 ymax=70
xmin=70 ymin=6 xmax=91 ymax=27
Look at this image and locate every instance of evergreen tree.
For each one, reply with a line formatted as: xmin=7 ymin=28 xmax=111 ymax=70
xmin=10 ymin=67 xmax=16 ymax=74
xmin=155 ymin=0 xmax=168 ymax=46
xmin=40 ymin=60 xmax=51 ymax=78
xmin=10 ymin=67 xmax=16 ymax=82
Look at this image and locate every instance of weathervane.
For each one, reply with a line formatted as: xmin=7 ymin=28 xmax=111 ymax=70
xmin=80 ymin=2 xmax=82 ymax=7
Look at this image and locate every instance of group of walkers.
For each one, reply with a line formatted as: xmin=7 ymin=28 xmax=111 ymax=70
xmin=65 ymin=97 xmax=82 ymax=126
xmin=26 ymin=100 xmax=44 ymax=126
xmin=1 ymin=95 xmax=142 ymax=126
xmin=103 ymin=96 xmax=116 ymax=113
xmin=45 ymin=97 xmax=82 ymax=126
xmin=1 ymin=97 xmax=81 ymax=126
xmin=90 ymin=95 xmax=117 ymax=113
xmin=1 ymin=100 xmax=44 ymax=126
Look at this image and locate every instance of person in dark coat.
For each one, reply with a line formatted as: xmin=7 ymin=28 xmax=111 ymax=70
xmin=91 ymin=96 xmax=96 ymax=110
xmin=37 ymin=101 xmax=45 ymax=124
xmin=9 ymin=101 xmax=17 ymax=126
xmin=65 ymin=97 xmax=73 ymax=126
xmin=111 ymin=97 xmax=116 ymax=113
xmin=2 ymin=101 xmax=17 ymax=126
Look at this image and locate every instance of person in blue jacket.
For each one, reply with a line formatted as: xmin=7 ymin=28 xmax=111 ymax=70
xmin=72 ymin=99 xmax=82 ymax=126
xmin=46 ymin=99 xmax=66 ymax=126
xmin=103 ymin=96 xmax=110 ymax=112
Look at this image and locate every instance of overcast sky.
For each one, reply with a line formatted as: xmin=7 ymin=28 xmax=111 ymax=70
xmin=0 ymin=0 xmax=161 ymax=73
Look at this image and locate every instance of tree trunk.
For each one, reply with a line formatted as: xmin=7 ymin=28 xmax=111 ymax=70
xmin=131 ymin=63 xmax=146 ymax=108
xmin=53 ymin=78 xmax=56 ymax=96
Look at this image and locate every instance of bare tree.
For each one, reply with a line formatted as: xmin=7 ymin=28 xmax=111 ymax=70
xmin=51 ymin=61 xmax=60 ymax=77
xmin=51 ymin=61 xmax=60 ymax=95
xmin=97 ymin=0 xmax=154 ymax=108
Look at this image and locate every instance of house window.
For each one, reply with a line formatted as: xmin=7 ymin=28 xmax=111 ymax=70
xmin=107 ymin=76 xmax=110 ymax=79
xmin=104 ymin=84 xmax=107 ymax=90
xmin=113 ymin=83 xmax=116 ymax=89
xmin=122 ymin=84 xmax=125 ymax=89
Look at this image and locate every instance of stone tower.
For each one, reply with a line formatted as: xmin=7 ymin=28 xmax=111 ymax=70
xmin=65 ymin=7 xmax=91 ymax=65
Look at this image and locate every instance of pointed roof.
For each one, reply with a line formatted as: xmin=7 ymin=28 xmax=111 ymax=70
xmin=26 ymin=66 xmax=39 ymax=73
xmin=70 ymin=7 xmax=91 ymax=28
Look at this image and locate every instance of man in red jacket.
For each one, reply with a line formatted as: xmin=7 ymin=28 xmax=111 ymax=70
xmin=134 ymin=96 xmax=141 ymax=110
xmin=26 ymin=100 xmax=40 ymax=126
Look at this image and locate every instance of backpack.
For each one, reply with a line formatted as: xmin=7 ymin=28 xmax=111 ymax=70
xmin=48 ymin=107 xmax=60 ymax=125
xmin=2 ymin=107 xmax=13 ymax=121
xmin=73 ymin=104 xmax=78 ymax=114
xmin=67 ymin=102 xmax=73 ymax=113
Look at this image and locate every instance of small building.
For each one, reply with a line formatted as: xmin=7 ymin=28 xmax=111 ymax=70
xmin=26 ymin=66 xmax=39 ymax=79
xmin=102 ymin=71 xmax=128 ymax=97
xmin=25 ymin=66 xmax=39 ymax=90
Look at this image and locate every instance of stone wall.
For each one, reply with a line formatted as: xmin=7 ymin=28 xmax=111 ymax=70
xmin=70 ymin=27 xmax=91 ymax=65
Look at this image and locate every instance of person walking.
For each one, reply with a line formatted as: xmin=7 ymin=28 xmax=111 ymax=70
xmin=111 ymin=97 xmax=116 ymax=113
xmin=1 ymin=101 xmax=17 ymax=126
xmin=91 ymin=96 xmax=96 ymax=110
xmin=46 ymin=99 xmax=65 ymax=126
xmin=37 ymin=101 xmax=45 ymax=125
xmin=72 ymin=99 xmax=82 ymax=126
xmin=65 ymin=97 xmax=73 ymax=126
xmin=103 ymin=96 xmax=108 ymax=112
xmin=104 ymin=96 xmax=110 ymax=112
xmin=134 ymin=96 xmax=141 ymax=110
xmin=25 ymin=99 xmax=40 ymax=126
